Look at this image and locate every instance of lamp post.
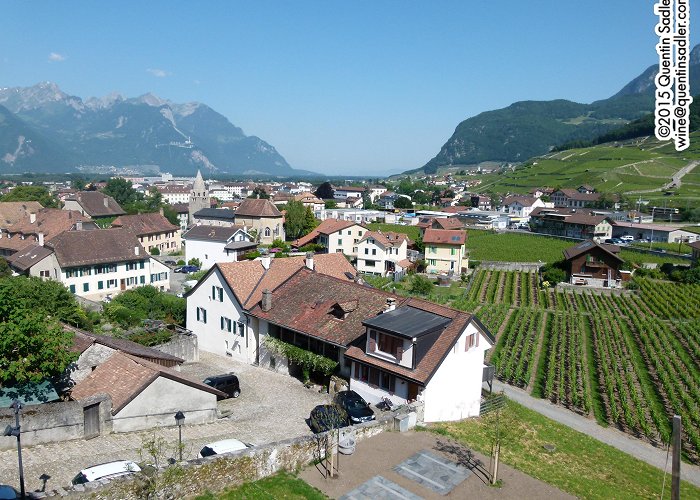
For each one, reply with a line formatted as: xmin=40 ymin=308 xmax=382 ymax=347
xmin=174 ymin=411 xmax=185 ymax=462
xmin=649 ymin=207 xmax=657 ymax=250
xmin=3 ymin=399 xmax=26 ymax=499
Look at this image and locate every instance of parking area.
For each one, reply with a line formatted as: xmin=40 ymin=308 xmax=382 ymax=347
xmin=0 ymin=352 xmax=330 ymax=493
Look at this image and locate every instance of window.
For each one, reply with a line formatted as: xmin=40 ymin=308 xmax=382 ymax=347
xmin=108 ymin=279 xmax=117 ymax=288
xmin=428 ymin=259 xmax=437 ymax=266
xmin=126 ymin=262 xmax=137 ymax=271
xmin=372 ymin=249 xmax=376 ymax=255
xmin=212 ymin=286 xmax=224 ymax=302
xmin=197 ymin=307 xmax=207 ymax=323
xmin=354 ymin=363 xmax=369 ymax=382
xmin=220 ymin=316 xmax=232 ymax=332
xmin=337 ymin=238 xmax=342 ymax=245
xmin=265 ymin=227 xmax=271 ymax=237
xmin=98 ymin=281 xmax=104 ymax=290
xmin=140 ymin=275 xmax=146 ymax=284
xmin=430 ymin=246 xmax=437 ymax=254
xmin=237 ymin=321 xmax=245 ymax=336
xmin=83 ymin=283 xmax=89 ymax=292
xmin=347 ymin=230 xmax=351 ymax=235
xmin=465 ymin=333 xmax=479 ymax=351
xmin=39 ymin=270 xmax=50 ymax=278
xmin=358 ymin=231 xmax=363 ymax=236
xmin=451 ymin=248 xmax=456 ymax=255
xmin=364 ymin=248 xmax=369 ymax=255
xmin=69 ymin=284 xmax=76 ymax=293
xmin=365 ymin=260 xmax=376 ymax=267
xmin=140 ymin=261 xmax=145 ymax=269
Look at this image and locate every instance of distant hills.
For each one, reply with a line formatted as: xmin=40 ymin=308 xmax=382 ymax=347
xmin=412 ymin=45 xmax=700 ymax=175
xmin=0 ymin=83 xmax=304 ymax=177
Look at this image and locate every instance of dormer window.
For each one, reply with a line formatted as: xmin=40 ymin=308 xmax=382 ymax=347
xmin=329 ymin=300 xmax=358 ymax=320
xmin=368 ymin=329 xmax=403 ymax=361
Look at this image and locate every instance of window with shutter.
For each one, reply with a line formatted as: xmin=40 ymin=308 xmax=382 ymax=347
xmin=396 ymin=346 xmax=403 ymax=362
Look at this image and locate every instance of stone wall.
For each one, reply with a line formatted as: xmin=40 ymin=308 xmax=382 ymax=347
xmin=0 ymin=395 xmax=112 ymax=451
xmin=153 ymin=332 xmax=199 ymax=362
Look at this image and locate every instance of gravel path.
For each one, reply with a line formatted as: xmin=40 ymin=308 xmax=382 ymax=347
xmin=492 ymin=381 xmax=700 ymax=487
xmin=0 ymin=352 xmax=329 ymax=493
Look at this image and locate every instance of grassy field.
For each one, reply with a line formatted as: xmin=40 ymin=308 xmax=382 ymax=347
xmin=195 ymin=472 xmax=328 ymax=500
xmin=367 ymin=222 xmax=420 ymax=241
xmin=429 ymin=400 xmax=700 ymax=499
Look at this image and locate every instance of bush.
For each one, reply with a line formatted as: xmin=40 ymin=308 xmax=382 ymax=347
xmin=244 ymin=250 xmax=261 ymax=260
xmin=150 ymin=247 xmax=160 ymax=255
xmin=409 ymin=275 xmax=434 ymax=295
xmin=299 ymin=243 xmax=325 ymax=253
xmin=187 ymin=258 xmax=201 ymax=267
xmin=176 ymin=259 xmax=186 ymax=266
xmin=541 ymin=259 xmax=567 ymax=284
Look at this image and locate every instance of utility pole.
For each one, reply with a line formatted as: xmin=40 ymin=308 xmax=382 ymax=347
xmin=671 ymin=415 xmax=681 ymax=500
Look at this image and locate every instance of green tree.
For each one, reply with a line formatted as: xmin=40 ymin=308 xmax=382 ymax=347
xmin=162 ymin=204 xmax=180 ymax=226
xmin=248 ymin=187 xmax=269 ymax=199
xmin=303 ymin=206 xmax=318 ymax=234
xmin=1 ymin=185 xmax=58 ymax=208
xmin=71 ymin=176 xmax=86 ymax=191
xmin=314 ymin=181 xmax=335 ymax=200
xmin=394 ymin=197 xmax=413 ymax=209
xmin=283 ymin=200 xmax=307 ymax=240
xmin=0 ymin=258 xmax=11 ymax=278
xmin=324 ymin=200 xmax=338 ymax=209
xmin=103 ymin=178 xmax=141 ymax=207
xmin=409 ymin=275 xmax=434 ymax=295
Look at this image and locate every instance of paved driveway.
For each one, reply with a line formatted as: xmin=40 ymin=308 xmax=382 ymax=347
xmin=0 ymin=352 xmax=329 ymax=493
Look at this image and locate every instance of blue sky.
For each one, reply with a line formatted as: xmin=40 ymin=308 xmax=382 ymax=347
xmin=1 ymin=1 xmax=694 ymax=175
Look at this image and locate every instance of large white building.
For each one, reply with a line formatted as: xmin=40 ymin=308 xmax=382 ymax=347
xmin=356 ymin=230 xmax=412 ymax=276
xmin=293 ymin=219 xmax=367 ymax=257
xmin=182 ymin=225 xmax=256 ymax=269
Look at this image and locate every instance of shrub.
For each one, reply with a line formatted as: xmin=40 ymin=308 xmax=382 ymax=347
xmin=409 ymin=275 xmax=434 ymax=295
xmin=244 ymin=250 xmax=261 ymax=260
xmin=176 ymin=259 xmax=186 ymax=266
xmin=150 ymin=247 xmax=160 ymax=256
xmin=187 ymin=258 xmax=202 ymax=267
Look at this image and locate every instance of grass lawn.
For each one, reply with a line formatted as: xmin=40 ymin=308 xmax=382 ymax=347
xmin=467 ymin=230 xmax=572 ymax=263
xmin=195 ymin=471 xmax=328 ymax=500
xmin=429 ymin=400 xmax=700 ymax=499
xmin=367 ymin=222 xmax=420 ymax=241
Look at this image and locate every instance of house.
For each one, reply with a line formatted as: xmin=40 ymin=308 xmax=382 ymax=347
xmin=690 ymin=241 xmax=700 ymax=263
xmin=551 ymin=188 xmax=601 ymax=208
xmin=170 ymin=203 xmax=190 ymax=231
xmin=182 ymin=224 xmax=257 ymax=268
xmin=249 ymin=269 xmax=495 ymax=421
xmin=368 ymin=186 xmax=387 ymax=203
xmin=610 ymin=221 xmax=699 ymax=244
xmin=470 ymin=195 xmax=491 ymax=211
xmin=345 ymin=298 xmax=495 ymax=421
xmin=333 ymin=186 xmax=365 ymax=200
xmin=500 ymin=196 xmax=546 ymax=218
xmin=63 ymin=191 xmax=126 ymax=220
xmin=66 ymin=324 xmax=184 ymax=384
xmin=8 ymin=227 xmax=171 ymax=300
xmin=157 ymin=184 xmax=191 ymax=205
xmin=292 ymin=218 xmax=367 ymax=256
xmin=294 ymin=192 xmax=325 ymax=211
xmin=111 ymin=211 xmax=181 ymax=255
xmin=563 ymin=240 xmax=625 ymax=288
xmin=185 ymin=253 xmax=357 ymax=363
xmin=0 ymin=208 xmax=97 ymax=257
xmin=423 ymin=228 xmax=468 ymax=274
xmin=191 ymin=208 xmax=238 ymax=227
xmin=529 ymin=207 xmax=612 ymax=242
xmin=0 ymin=201 xmax=43 ymax=230
xmin=70 ymin=352 xmax=224 ymax=432
xmin=377 ymin=192 xmax=411 ymax=210
xmin=314 ymin=208 xmax=384 ymax=224
xmin=338 ymin=196 xmax=364 ymax=209
xmin=416 ymin=217 xmax=464 ymax=237
xmin=356 ymin=231 xmax=412 ymax=276
xmin=233 ymin=199 xmax=285 ymax=245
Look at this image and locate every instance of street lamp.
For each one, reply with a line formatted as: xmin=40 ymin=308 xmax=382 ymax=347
xmin=174 ymin=411 xmax=185 ymax=461
xmin=3 ymin=399 xmax=26 ymax=499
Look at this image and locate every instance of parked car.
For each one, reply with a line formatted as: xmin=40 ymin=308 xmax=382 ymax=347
xmin=163 ymin=259 xmax=177 ymax=265
xmin=308 ymin=404 xmax=349 ymax=433
xmin=619 ymin=235 xmax=634 ymax=242
xmin=203 ymin=373 xmax=241 ymax=399
xmin=198 ymin=438 xmax=252 ymax=458
xmin=0 ymin=485 xmax=18 ymax=500
xmin=101 ymin=294 xmax=113 ymax=304
xmin=72 ymin=460 xmax=141 ymax=485
xmin=175 ymin=265 xmax=200 ymax=273
xmin=333 ymin=390 xmax=376 ymax=424
xmin=605 ymin=238 xmax=623 ymax=245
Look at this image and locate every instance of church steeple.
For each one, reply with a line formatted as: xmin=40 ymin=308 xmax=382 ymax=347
xmin=188 ymin=170 xmax=210 ymax=224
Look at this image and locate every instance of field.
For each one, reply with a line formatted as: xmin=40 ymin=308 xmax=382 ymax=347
xmin=448 ymin=271 xmax=700 ymax=462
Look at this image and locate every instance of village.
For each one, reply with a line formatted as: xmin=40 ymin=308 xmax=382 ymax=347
xmin=0 ymin=172 xmax=699 ymax=499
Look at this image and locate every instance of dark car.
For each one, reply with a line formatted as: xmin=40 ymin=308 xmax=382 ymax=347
xmin=175 ymin=265 xmax=200 ymax=273
xmin=203 ymin=373 xmax=241 ymax=399
xmin=334 ymin=390 xmax=376 ymax=424
xmin=308 ymin=404 xmax=349 ymax=433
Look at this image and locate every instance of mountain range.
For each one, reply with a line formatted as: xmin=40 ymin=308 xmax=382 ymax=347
xmin=412 ymin=45 xmax=700 ymax=175
xmin=0 ymin=83 xmax=302 ymax=176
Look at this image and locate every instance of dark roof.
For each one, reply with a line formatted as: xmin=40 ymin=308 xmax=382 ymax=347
xmin=235 ymin=199 xmax=283 ymax=217
xmin=171 ymin=203 xmax=189 ymax=214
xmin=363 ymin=306 xmax=452 ymax=339
xmin=193 ymin=208 xmax=237 ymax=221
xmin=67 ymin=191 xmax=126 ymax=217
xmin=562 ymin=239 xmax=624 ymax=262
xmin=690 ymin=240 xmax=700 ymax=250
xmin=183 ymin=224 xmax=246 ymax=242
xmin=224 ymin=241 xmax=258 ymax=251
xmin=7 ymin=244 xmax=53 ymax=272
xmin=111 ymin=212 xmax=178 ymax=235
xmin=530 ymin=207 xmax=609 ymax=226
xmin=47 ymin=228 xmax=146 ymax=267
xmin=65 ymin=324 xmax=184 ymax=365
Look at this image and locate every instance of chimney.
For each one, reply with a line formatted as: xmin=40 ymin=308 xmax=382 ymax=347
xmin=159 ymin=207 xmax=164 ymax=216
xmin=29 ymin=213 xmax=36 ymax=224
xmin=261 ymin=289 xmax=272 ymax=312
xmin=305 ymin=251 xmax=314 ymax=271
xmin=38 ymin=232 xmax=44 ymax=247
xmin=135 ymin=246 xmax=140 ymax=256
xmin=261 ymin=255 xmax=271 ymax=270
xmin=76 ymin=220 xmax=83 ymax=231
xmin=104 ymin=197 xmax=109 ymax=208
xmin=384 ymin=297 xmax=396 ymax=313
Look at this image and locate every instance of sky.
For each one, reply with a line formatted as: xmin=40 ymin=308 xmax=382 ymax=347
xmin=1 ymin=1 xmax=696 ymax=176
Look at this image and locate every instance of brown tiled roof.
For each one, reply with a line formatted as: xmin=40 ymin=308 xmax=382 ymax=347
xmin=502 ymin=196 xmax=539 ymax=207
xmin=70 ymin=352 xmax=224 ymax=414
xmin=293 ymin=218 xmax=361 ymax=247
xmin=6 ymin=244 xmax=53 ymax=271
xmin=295 ymin=192 xmax=324 ymax=204
xmin=7 ymin=208 xmax=91 ymax=238
xmin=234 ymin=199 xmax=282 ymax=217
xmin=215 ymin=252 xmax=357 ymax=309
xmin=0 ymin=201 xmax=43 ymax=229
xmin=563 ymin=240 xmax=623 ymax=262
xmin=530 ymin=207 xmax=608 ymax=226
xmin=67 ymin=191 xmax=126 ymax=217
xmin=433 ymin=218 xmax=463 ymax=230
xmin=65 ymin=324 xmax=184 ymax=365
xmin=554 ymin=189 xmax=600 ymax=202
xmin=183 ymin=224 xmax=247 ymax=242
xmin=170 ymin=203 xmax=189 ymax=214
xmin=47 ymin=228 xmax=146 ymax=267
xmin=111 ymin=212 xmax=178 ymax=236
xmin=423 ymin=228 xmax=467 ymax=245
xmin=689 ymin=240 xmax=700 ymax=250
xmin=359 ymin=231 xmax=411 ymax=247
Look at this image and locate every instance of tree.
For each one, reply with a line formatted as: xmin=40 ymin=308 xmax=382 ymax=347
xmin=324 ymin=200 xmax=338 ymax=209
xmin=71 ymin=176 xmax=86 ymax=191
xmin=162 ymin=204 xmax=180 ymax=226
xmin=409 ymin=275 xmax=433 ymax=295
xmin=103 ymin=178 xmax=141 ymax=207
xmin=303 ymin=206 xmax=318 ymax=234
xmin=248 ymin=187 xmax=269 ymax=199
xmin=314 ymin=182 xmax=335 ymax=200
xmin=394 ymin=197 xmax=413 ymax=209
xmin=283 ymin=200 xmax=307 ymax=240
xmin=1 ymin=186 xmax=58 ymax=208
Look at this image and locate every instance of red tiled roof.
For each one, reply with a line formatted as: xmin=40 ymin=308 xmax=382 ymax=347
xmin=67 ymin=191 xmax=126 ymax=217
xmin=0 ymin=201 xmax=43 ymax=230
xmin=433 ymin=218 xmax=463 ymax=230
xmin=293 ymin=218 xmax=361 ymax=247
xmin=358 ymin=231 xmax=411 ymax=247
xmin=70 ymin=352 xmax=224 ymax=414
xmin=423 ymin=228 xmax=467 ymax=245
xmin=111 ymin=212 xmax=178 ymax=235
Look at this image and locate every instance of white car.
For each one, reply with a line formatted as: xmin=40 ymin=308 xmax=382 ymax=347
xmin=72 ymin=460 xmax=141 ymax=484
xmin=198 ymin=438 xmax=252 ymax=458
xmin=619 ymin=235 xmax=634 ymax=242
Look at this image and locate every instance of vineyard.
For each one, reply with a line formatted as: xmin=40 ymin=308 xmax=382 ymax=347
xmin=455 ymin=270 xmax=700 ymax=462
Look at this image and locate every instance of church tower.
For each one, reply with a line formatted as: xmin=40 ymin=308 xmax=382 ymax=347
xmin=188 ymin=170 xmax=210 ymax=224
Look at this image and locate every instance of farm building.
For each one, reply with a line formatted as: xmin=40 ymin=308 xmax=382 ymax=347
xmin=562 ymin=240 xmax=626 ymax=288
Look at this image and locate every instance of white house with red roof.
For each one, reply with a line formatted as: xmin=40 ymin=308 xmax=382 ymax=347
xmin=356 ymin=230 xmax=412 ymax=276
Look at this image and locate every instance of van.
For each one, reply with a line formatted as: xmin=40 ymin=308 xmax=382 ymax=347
xmin=72 ymin=460 xmax=141 ymax=485
xmin=203 ymin=373 xmax=241 ymax=399
xmin=198 ymin=438 xmax=252 ymax=458
xmin=620 ymin=235 xmax=634 ymax=242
